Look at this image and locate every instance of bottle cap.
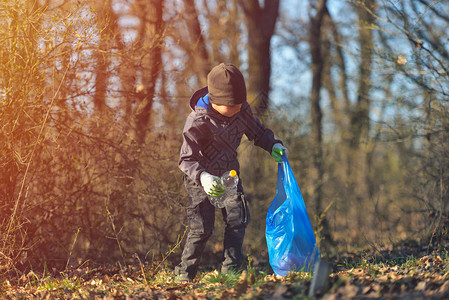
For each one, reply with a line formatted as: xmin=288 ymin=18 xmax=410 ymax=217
xmin=229 ymin=170 xmax=237 ymax=177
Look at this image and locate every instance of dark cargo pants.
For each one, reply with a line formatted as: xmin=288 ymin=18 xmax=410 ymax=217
xmin=175 ymin=174 xmax=250 ymax=280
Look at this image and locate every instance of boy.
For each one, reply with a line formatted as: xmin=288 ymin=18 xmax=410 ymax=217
xmin=175 ymin=63 xmax=287 ymax=282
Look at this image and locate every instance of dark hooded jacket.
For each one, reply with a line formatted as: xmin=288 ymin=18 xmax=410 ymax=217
xmin=179 ymin=87 xmax=282 ymax=184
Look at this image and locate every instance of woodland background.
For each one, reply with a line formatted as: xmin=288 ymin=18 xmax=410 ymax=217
xmin=0 ymin=0 xmax=448 ymax=276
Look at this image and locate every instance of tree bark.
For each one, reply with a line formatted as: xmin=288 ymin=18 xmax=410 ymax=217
xmin=308 ymin=0 xmax=331 ymax=245
xmin=239 ymin=0 xmax=279 ymax=116
xmin=184 ymin=0 xmax=210 ymax=84
xmin=350 ymin=0 xmax=375 ymax=148
xmin=237 ymin=0 xmax=280 ymax=199
xmin=132 ymin=0 xmax=164 ymax=144
xmin=92 ymin=0 xmax=114 ymax=113
xmin=349 ymin=0 xmax=376 ymax=240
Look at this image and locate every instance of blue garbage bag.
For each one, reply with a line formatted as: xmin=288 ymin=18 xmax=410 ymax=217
xmin=266 ymin=155 xmax=320 ymax=276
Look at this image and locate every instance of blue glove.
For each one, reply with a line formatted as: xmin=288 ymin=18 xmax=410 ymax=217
xmin=200 ymin=172 xmax=225 ymax=197
xmin=271 ymin=143 xmax=288 ymax=163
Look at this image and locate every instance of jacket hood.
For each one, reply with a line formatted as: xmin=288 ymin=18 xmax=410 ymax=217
xmin=189 ymin=86 xmax=209 ymax=111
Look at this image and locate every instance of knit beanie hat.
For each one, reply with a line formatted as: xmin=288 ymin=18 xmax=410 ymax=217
xmin=207 ymin=63 xmax=247 ymax=105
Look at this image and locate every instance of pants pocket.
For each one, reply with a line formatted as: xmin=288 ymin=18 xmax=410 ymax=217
xmin=187 ymin=201 xmax=215 ymax=234
xmin=223 ymin=193 xmax=250 ymax=228
xmin=184 ymin=174 xmax=208 ymax=206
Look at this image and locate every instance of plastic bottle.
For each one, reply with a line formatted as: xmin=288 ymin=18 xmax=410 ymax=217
xmin=209 ymin=170 xmax=239 ymax=208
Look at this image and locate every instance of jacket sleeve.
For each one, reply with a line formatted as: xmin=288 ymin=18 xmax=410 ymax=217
xmin=178 ymin=114 xmax=209 ymax=184
xmin=242 ymin=104 xmax=282 ymax=153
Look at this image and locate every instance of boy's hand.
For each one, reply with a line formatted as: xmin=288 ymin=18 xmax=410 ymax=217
xmin=271 ymin=143 xmax=288 ymax=163
xmin=200 ymin=172 xmax=225 ymax=197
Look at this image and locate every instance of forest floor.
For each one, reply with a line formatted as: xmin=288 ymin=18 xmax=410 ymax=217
xmin=2 ymin=240 xmax=449 ymax=299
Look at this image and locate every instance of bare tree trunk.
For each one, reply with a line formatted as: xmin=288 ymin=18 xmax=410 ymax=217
xmin=93 ymin=31 xmax=108 ymax=112
xmin=325 ymin=14 xmax=350 ymax=133
xmin=132 ymin=0 xmax=164 ymax=144
xmin=308 ymin=0 xmax=331 ymax=245
xmin=350 ymin=1 xmax=374 ymax=148
xmin=239 ymin=0 xmax=279 ymax=115
xmin=184 ymin=0 xmax=210 ymax=84
xmin=228 ymin=0 xmax=241 ymax=66
xmin=238 ymin=0 xmax=280 ymax=199
xmin=349 ymin=0 xmax=375 ymax=240
xmin=91 ymin=0 xmax=126 ymax=113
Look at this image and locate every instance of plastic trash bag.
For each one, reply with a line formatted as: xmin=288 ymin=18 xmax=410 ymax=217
xmin=266 ymin=155 xmax=320 ymax=276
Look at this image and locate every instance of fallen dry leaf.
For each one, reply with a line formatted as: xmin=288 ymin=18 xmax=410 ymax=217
xmin=415 ymin=281 xmax=427 ymax=291
xmin=234 ymin=270 xmax=248 ymax=296
xmin=337 ymin=283 xmax=359 ymax=298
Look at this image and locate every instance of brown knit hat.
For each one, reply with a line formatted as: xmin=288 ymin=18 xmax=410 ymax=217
xmin=207 ymin=63 xmax=247 ymax=105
